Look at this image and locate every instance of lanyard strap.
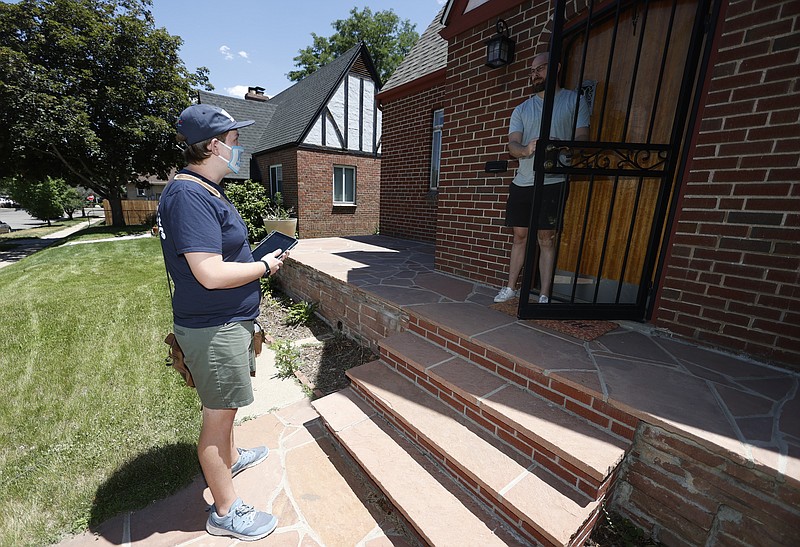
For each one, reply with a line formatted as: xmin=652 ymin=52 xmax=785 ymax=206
xmin=173 ymin=173 xmax=222 ymax=198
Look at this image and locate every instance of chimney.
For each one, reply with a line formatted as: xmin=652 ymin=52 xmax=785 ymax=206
xmin=245 ymin=86 xmax=269 ymax=102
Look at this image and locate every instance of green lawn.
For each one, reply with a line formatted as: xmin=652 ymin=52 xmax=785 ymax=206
xmin=0 ymin=232 xmax=201 ymax=546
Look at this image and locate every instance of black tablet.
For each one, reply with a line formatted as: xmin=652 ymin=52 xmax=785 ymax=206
xmin=251 ymin=230 xmax=298 ymax=261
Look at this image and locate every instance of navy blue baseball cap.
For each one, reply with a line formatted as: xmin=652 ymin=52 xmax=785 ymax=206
xmin=176 ymin=104 xmax=255 ymax=145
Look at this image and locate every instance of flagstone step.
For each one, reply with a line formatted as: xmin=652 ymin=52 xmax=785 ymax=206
xmin=405 ymin=301 xmax=641 ymax=442
xmin=344 ymin=359 xmax=601 ymax=546
xmin=380 ymin=330 xmax=630 ymax=497
xmin=312 ymin=386 xmax=522 ymax=546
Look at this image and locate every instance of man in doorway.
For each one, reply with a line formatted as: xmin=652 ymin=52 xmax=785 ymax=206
xmin=494 ymin=52 xmax=591 ymax=304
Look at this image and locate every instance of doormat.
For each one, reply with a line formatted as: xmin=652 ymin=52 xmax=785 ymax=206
xmin=489 ymin=299 xmax=618 ymax=341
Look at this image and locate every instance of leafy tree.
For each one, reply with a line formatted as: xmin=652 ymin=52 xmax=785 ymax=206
xmin=0 ymin=0 xmax=212 ymax=226
xmin=61 ymin=185 xmax=86 ymax=220
xmin=7 ymin=176 xmax=68 ymax=226
xmin=288 ymin=7 xmax=418 ymax=84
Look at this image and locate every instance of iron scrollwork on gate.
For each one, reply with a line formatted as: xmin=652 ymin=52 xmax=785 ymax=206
xmin=543 ymin=142 xmax=671 ymax=177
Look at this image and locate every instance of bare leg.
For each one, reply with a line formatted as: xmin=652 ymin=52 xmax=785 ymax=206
xmin=199 ymin=407 xmax=238 ymax=515
xmin=537 ymin=229 xmax=557 ymax=298
xmin=506 ymin=226 xmax=529 ymax=289
xmin=229 ymin=428 xmax=238 ymax=465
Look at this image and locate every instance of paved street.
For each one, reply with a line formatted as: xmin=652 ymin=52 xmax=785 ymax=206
xmin=0 ymin=207 xmax=43 ymax=230
xmin=0 ymin=206 xmax=104 ymax=231
xmin=0 ymin=216 xmax=105 ymax=269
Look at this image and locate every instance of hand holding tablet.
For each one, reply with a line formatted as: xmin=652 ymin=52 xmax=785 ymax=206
xmin=251 ymin=230 xmax=298 ymax=261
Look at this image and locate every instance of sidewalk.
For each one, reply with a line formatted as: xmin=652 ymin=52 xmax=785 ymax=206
xmin=58 ymin=346 xmax=419 ymax=547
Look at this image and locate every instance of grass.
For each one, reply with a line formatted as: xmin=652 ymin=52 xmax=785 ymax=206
xmin=0 ymin=231 xmax=201 ymax=546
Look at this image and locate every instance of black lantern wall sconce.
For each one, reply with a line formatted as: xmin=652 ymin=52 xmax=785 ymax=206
xmin=485 ymin=19 xmax=515 ymax=68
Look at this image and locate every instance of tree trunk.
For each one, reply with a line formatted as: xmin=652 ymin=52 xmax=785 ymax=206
xmin=108 ymin=197 xmax=126 ymax=226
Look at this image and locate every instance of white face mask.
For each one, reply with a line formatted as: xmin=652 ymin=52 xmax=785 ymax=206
xmin=215 ymin=140 xmax=244 ymax=174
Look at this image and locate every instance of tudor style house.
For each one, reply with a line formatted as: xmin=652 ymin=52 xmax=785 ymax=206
xmin=198 ymin=42 xmax=382 ymax=238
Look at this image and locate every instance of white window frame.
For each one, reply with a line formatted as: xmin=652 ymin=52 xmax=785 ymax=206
xmin=333 ymin=165 xmax=356 ymax=205
xmin=430 ymin=109 xmax=444 ymax=190
xmin=269 ymin=164 xmax=283 ymax=196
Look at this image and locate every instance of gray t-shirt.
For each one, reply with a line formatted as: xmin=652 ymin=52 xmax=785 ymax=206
xmin=509 ymin=89 xmax=591 ymax=187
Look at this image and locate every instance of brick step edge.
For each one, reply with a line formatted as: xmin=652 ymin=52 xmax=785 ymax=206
xmin=406 ymin=309 xmax=640 ymax=442
xmin=379 ymin=330 xmax=630 ymax=498
xmin=311 ymin=386 xmax=526 ymax=546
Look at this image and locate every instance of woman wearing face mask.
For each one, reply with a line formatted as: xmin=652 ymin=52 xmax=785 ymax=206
xmin=157 ymin=104 xmax=284 ymax=541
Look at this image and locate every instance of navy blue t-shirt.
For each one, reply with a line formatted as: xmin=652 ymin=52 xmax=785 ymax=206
xmin=157 ymin=170 xmax=260 ymax=328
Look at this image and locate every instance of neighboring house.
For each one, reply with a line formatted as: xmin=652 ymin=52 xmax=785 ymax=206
xmin=124 ymin=175 xmax=168 ymax=201
xmin=377 ymin=0 xmax=799 ymax=371
xmin=198 ymin=42 xmax=382 ymax=238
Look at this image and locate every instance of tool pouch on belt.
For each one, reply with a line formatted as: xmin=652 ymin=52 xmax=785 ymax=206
xmin=164 ymin=332 xmax=195 ymax=388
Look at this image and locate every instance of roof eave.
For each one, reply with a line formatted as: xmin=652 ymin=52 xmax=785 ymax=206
xmin=377 ymin=68 xmax=447 ymax=105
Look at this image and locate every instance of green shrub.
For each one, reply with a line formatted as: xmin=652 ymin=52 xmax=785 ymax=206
xmin=259 ymin=275 xmax=277 ymax=297
xmin=225 ymin=179 xmax=270 ymax=242
xmin=272 ymin=339 xmax=300 ymax=379
xmin=263 ymin=192 xmax=295 ymax=220
xmin=285 ymin=301 xmax=318 ymax=326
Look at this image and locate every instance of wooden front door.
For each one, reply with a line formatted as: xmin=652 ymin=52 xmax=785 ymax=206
xmin=518 ymin=0 xmax=721 ymax=320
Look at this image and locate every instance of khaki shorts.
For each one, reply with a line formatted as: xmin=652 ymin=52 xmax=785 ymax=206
xmin=173 ymin=321 xmax=255 ymax=409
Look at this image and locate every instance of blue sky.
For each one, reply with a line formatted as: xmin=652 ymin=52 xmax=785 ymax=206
xmin=149 ymin=1 xmax=446 ymax=98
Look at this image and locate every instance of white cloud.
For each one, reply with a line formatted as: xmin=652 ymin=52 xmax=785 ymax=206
xmin=225 ymin=85 xmax=250 ymax=98
xmin=238 ymin=51 xmax=248 ymax=59
xmin=219 ymin=45 xmax=233 ymax=60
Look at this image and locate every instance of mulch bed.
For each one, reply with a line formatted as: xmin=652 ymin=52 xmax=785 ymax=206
xmin=296 ymin=335 xmax=378 ymax=396
xmin=259 ymin=289 xmax=377 ymax=396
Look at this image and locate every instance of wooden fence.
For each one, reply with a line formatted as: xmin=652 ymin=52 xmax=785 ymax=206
xmin=103 ymin=200 xmax=158 ymax=226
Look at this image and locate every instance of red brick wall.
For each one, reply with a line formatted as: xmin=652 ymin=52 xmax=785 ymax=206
xmin=256 ymin=148 xmax=298 ymax=214
xmin=612 ymin=424 xmax=800 ymax=546
xmin=256 ymin=148 xmax=380 ymax=238
xmin=435 ymin=2 xmax=544 ymax=287
xmin=654 ymin=1 xmax=800 ymax=369
xmin=296 ymin=149 xmax=380 ymax=238
xmin=379 ymin=86 xmax=445 ymax=242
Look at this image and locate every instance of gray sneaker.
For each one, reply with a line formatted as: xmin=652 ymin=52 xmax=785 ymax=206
xmin=206 ymin=498 xmax=277 ymax=541
xmin=493 ymin=287 xmax=519 ymax=303
xmin=231 ymin=446 xmax=269 ymax=478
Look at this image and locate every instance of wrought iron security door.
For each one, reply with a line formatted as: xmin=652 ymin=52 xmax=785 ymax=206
xmin=518 ymin=0 xmax=721 ymax=320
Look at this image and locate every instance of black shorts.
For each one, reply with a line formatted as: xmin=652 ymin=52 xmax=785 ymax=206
xmin=505 ymin=181 xmax=569 ymax=230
